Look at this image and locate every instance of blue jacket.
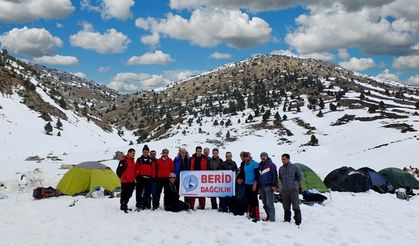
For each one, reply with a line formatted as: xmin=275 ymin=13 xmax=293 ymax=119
xmin=259 ymin=158 xmax=278 ymax=187
xmin=173 ymin=154 xmax=190 ymax=178
xmin=278 ymin=162 xmax=302 ymax=191
xmin=244 ymin=160 xmax=260 ymax=185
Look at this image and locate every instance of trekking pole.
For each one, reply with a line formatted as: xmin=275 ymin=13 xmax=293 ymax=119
xmin=328 ymin=188 xmax=332 ymax=203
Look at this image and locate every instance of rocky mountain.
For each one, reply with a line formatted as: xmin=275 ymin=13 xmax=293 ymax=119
xmin=108 ymin=54 xmax=419 ymax=143
xmin=1 ymin=49 xmax=419 ymax=162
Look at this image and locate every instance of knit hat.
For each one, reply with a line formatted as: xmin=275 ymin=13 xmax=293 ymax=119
xmin=143 ymin=145 xmax=149 ymax=151
xmin=260 ymin=152 xmax=268 ymax=157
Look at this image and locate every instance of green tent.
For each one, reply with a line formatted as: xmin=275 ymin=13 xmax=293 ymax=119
xmin=295 ymin=163 xmax=328 ymax=192
xmin=56 ymin=161 xmax=121 ymax=196
xmin=378 ymin=167 xmax=419 ymax=189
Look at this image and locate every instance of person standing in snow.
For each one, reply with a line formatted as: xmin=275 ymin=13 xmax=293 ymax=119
xmin=173 ymin=147 xmax=190 ymax=189
xmin=278 ymin=153 xmax=302 ymax=225
xmin=149 ymin=150 xmax=158 ymax=207
xmin=186 ymin=146 xmax=208 ymax=209
xmin=219 ymin=151 xmax=238 ymax=213
xmin=117 ymin=148 xmax=136 ymax=213
xmin=258 ymin=152 xmax=278 ymax=222
xmin=208 ymin=148 xmax=223 ymax=210
xmin=152 ymin=148 xmax=174 ymax=209
xmin=203 ymin=147 xmax=210 ymax=160
xmin=243 ymin=152 xmax=260 ymax=222
xmin=231 ymin=151 xmax=247 ymax=216
xmin=164 ymin=173 xmax=190 ymax=212
xmin=135 ymin=145 xmax=153 ymax=210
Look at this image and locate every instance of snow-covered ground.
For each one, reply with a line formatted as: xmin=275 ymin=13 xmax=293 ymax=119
xmin=1 ymin=189 xmax=418 ymax=246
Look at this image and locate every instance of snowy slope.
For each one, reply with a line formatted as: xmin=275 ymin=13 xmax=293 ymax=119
xmin=0 ymin=186 xmax=418 ymax=246
xmin=0 ymin=92 xmax=127 ymax=177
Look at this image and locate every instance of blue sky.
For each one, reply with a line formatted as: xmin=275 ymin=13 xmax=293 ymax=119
xmin=0 ymin=0 xmax=418 ymax=92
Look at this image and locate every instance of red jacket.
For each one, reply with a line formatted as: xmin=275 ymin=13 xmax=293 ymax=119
xmin=136 ymin=155 xmax=154 ymax=177
xmin=190 ymin=154 xmax=208 ymax=171
xmin=120 ymin=155 xmax=136 ymax=183
xmin=156 ymin=157 xmax=174 ymax=178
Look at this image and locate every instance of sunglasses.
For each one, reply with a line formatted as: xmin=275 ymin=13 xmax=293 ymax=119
xmin=169 ymin=177 xmax=176 ymax=179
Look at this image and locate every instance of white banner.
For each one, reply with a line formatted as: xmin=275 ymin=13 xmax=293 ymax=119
xmin=179 ymin=170 xmax=235 ymax=197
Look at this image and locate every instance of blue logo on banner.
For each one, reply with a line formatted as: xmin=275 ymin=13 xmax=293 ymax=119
xmin=183 ymin=175 xmax=199 ymax=192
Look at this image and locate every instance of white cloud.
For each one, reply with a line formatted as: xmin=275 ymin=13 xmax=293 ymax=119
xmin=98 ymin=66 xmax=110 ymax=73
xmin=140 ymin=33 xmax=160 ymax=47
xmin=81 ymin=0 xmax=134 ymax=20
xmin=380 ymin=0 xmax=419 ymax=22
xmin=338 ymin=49 xmax=350 ymax=61
xmin=0 ymin=27 xmax=62 ymax=57
xmin=393 ymin=55 xmax=419 ymax=70
xmin=135 ymin=8 xmax=272 ymax=49
xmin=406 ymin=75 xmax=419 ymax=85
xmin=164 ymin=70 xmax=198 ymax=81
xmin=107 ymin=70 xmax=199 ymax=93
xmin=339 ymin=57 xmax=376 ymax=71
xmin=73 ymin=72 xmax=87 ymax=79
xmin=127 ymin=50 xmax=174 ymax=65
xmin=271 ymin=49 xmax=298 ymax=57
xmin=307 ymin=0 xmax=396 ymax=12
xmin=107 ymin=72 xmax=171 ymax=92
xmin=70 ymin=24 xmax=130 ymax=54
xmin=169 ymin=0 xmax=397 ymax=13
xmin=0 ymin=0 xmax=74 ymax=23
xmin=56 ymin=23 xmax=64 ymax=28
xmin=301 ymin=52 xmax=335 ymax=61
xmin=33 ymin=55 xmax=79 ymax=66
xmin=210 ymin=52 xmax=232 ymax=59
xmin=285 ymin=3 xmax=417 ymax=56
xmin=169 ymin=0 xmax=300 ymax=12
xmin=376 ymin=69 xmax=399 ymax=81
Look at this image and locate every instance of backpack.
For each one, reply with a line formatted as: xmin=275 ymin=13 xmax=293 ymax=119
xmin=302 ymin=190 xmax=327 ymax=202
xmin=33 ymin=187 xmax=60 ymax=199
xmin=116 ymin=159 xmax=126 ymax=178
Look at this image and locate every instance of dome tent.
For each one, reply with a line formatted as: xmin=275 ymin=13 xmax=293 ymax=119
xmin=323 ymin=166 xmax=368 ymax=193
xmin=358 ymin=167 xmax=394 ymax=193
xmin=379 ymin=168 xmax=419 ymax=189
xmin=56 ymin=161 xmax=120 ymax=196
xmin=295 ymin=163 xmax=328 ymax=192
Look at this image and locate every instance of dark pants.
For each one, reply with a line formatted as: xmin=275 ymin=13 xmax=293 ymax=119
xmin=186 ymin=197 xmax=206 ymax=209
xmin=135 ymin=176 xmax=152 ymax=209
xmin=120 ymin=182 xmax=135 ymax=210
xmin=282 ymin=188 xmax=301 ymax=225
xmin=219 ymin=197 xmax=234 ymax=212
xmin=233 ymin=183 xmax=247 ymax=215
xmin=152 ymin=178 xmax=168 ymax=209
xmin=232 ymin=200 xmax=247 ymax=216
xmin=260 ymin=185 xmax=275 ymax=221
xmin=165 ymin=200 xmax=190 ymax=212
xmin=245 ymin=184 xmax=260 ymax=220
xmin=210 ymin=197 xmax=219 ymax=209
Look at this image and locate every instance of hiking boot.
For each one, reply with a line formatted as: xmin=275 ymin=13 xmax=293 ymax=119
xmin=135 ymin=207 xmax=141 ymax=212
xmin=294 ymin=209 xmax=302 ymax=226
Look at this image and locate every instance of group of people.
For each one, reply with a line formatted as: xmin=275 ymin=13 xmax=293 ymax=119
xmin=117 ymin=145 xmax=303 ymax=225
